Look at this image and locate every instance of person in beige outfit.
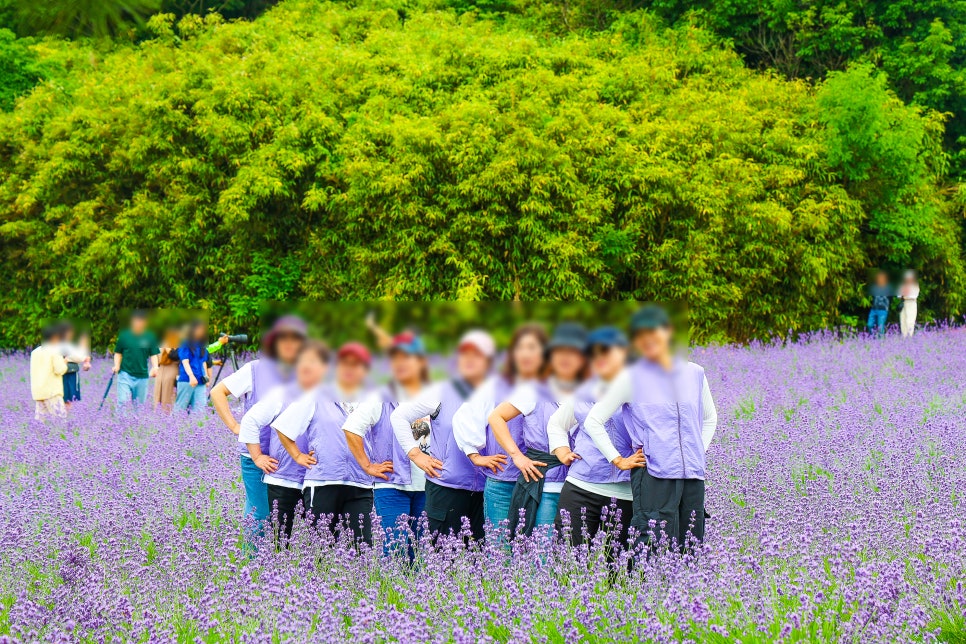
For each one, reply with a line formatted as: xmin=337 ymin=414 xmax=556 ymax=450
xmin=30 ymin=325 xmax=69 ymax=421
xmin=153 ymin=326 xmax=183 ymax=411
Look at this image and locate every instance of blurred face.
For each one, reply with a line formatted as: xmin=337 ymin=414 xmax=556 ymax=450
xmin=390 ymin=351 xmax=424 ymax=384
xmin=590 ymin=345 xmax=627 ymax=381
xmin=550 ymin=347 xmax=585 ymax=382
xmin=296 ymin=350 xmax=328 ymax=390
xmin=336 ymin=356 xmax=369 ymax=391
xmin=457 ymin=346 xmax=490 ymax=384
xmin=192 ymin=324 xmax=207 ymax=342
xmin=275 ymin=332 xmax=304 ymax=365
xmin=513 ymin=333 xmax=545 ymax=379
xmin=876 ymin=273 xmax=888 ymax=287
xmin=130 ymin=316 xmax=147 ymax=334
xmin=633 ymin=327 xmax=672 ymax=363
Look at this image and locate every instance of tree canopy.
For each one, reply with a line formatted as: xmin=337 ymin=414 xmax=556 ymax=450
xmin=0 ymin=0 xmax=963 ymax=347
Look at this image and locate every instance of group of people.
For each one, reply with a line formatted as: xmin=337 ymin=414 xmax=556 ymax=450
xmin=206 ymin=306 xmax=717 ymax=554
xmin=867 ymin=270 xmax=920 ymax=338
xmin=29 ymin=321 xmax=90 ymax=420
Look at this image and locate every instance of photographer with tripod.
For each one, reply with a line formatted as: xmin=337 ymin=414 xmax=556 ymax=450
xmin=174 ymin=320 xmax=212 ymax=414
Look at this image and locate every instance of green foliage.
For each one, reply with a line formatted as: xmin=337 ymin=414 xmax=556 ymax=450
xmin=0 ymin=1 xmax=961 ymax=347
xmin=0 ymin=28 xmax=42 ymax=110
xmin=5 ymin=0 xmax=161 ymax=38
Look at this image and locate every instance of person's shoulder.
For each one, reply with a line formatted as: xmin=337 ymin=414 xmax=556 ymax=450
xmin=685 ymin=360 xmax=706 ymax=376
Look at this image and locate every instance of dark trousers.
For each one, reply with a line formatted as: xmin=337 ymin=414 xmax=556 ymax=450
xmin=425 ymin=480 xmax=485 ymax=543
xmin=555 ymin=480 xmax=634 ymax=549
xmin=267 ymin=484 xmax=303 ymax=542
xmin=630 ymin=468 xmax=705 ymax=549
xmin=302 ymin=484 xmax=374 ymax=546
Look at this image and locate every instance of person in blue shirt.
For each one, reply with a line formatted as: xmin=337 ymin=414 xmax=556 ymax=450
xmin=867 ymin=270 xmax=894 ymax=338
xmin=175 ymin=320 xmax=212 ymax=414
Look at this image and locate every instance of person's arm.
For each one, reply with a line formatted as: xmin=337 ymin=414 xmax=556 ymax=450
xmin=701 ymin=376 xmax=717 ymax=451
xmin=342 ymin=399 xmax=394 ymax=480
xmin=181 ymin=357 xmax=198 ymax=387
xmin=51 ymin=352 xmax=68 ymax=377
xmin=364 ymin=312 xmax=395 ymax=351
xmin=112 ymin=353 xmax=122 ymax=374
xmin=548 ymin=398 xmax=580 ymax=465
xmin=148 ymin=337 xmax=160 ymax=378
xmin=210 ymin=363 xmax=253 ymax=435
xmin=389 ymin=384 xmax=445 ymax=477
xmin=585 ymin=370 xmax=645 ymax=471
xmin=239 ymin=393 xmax=283 ymax=474
xmin=453 ymin=379 xmax=507 ymax=475
xmin=272 ymin=393 xmax=317 ymax=467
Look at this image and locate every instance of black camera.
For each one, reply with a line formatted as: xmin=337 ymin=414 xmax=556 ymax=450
xmin=220 ymin=333 xmax=249 ymax=344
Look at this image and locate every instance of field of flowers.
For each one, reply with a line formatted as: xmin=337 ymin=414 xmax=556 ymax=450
xmin=1 ymin=330 xmax=965 ymax=642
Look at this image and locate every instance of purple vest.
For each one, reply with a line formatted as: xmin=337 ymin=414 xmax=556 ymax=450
xmin=433 ymin=380 xmax=485 ymax=492
xmin=302 ymin=390 xmax=372 ymax=487
xmin=569 ymin=382 xmax=633 ymax=485
xmin=239 ymin=358 xmax=291 ymax=457
xmin=366 ymin=389 xmax=411 ymax=487
xmin=482 ymin=377 xmax=526 ymax=482
xmin=624 ymin=360 xmax=706 ymax=479
xmin=521 ymin=383 xmax=567 ymax=485
xmin=267 ymin=384 xmax=310 ymax=485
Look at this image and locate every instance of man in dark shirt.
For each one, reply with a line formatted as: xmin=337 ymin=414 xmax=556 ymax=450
xmin=113 ymin=310 xmax=160 ymax=406
xmin=867 ymin=271 xmax=893 ymax=338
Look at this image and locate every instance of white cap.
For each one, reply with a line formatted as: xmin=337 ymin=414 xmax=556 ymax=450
xmin=457 ymin=330 xmax=496 ymax=359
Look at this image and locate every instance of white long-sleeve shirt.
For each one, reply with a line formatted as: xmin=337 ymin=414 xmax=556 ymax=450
xmin=584 ymin=367 xmax=717 ymax=464
xmin=390 ymin=381 xmax=448 ymax=455
xmin=452 ymin=376 xmax=500 ymax=457
xmin=237 ymin=386 xmax=303 ymax=489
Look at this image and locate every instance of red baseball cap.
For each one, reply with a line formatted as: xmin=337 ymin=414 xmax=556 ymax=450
xmin=337 ymin=342 xmax=372 ymax=367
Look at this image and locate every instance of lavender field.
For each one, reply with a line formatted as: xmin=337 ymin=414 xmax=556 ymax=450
xmin=1 ymin=330 xmax=965 ymax=642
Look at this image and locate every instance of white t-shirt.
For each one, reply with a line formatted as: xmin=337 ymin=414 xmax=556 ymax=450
xmin=221 ymin=362 xmax=254 ymax=398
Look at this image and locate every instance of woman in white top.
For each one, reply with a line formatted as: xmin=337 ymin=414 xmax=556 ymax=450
xmin=343 ymin=332 xmax=432 ymax=557
xmin=899 ymin=270 xmax=919 ymax=338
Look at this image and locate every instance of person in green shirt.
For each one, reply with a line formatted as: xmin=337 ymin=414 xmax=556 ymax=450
xmin=112 ymin=310 xmax=160 ymax=406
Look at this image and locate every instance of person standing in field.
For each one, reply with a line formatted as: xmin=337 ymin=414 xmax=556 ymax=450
xmin=30 ymin=324 xmax=69 ymax=421
xmin=549 ymin=326 xmax=641 ymax=549
xmin=154 ymin=325 xmax=183 ymax=412
xmin=585 ymin=305 xmax=717 ymax=551
xmin=453 ymin=323 xmax=547 ymax=534
xmin=489 ymin=322 xmax=589 ymax=537
xmin=899 ymin=270 xmax=920 ymax=338
xmin=867 ymin=271 xmax=893 ymax=338
xmin=272 ymin=349 xmax=385 ymax=548
xmin=57 ymin=321 xmax=90 ymax=411
xmin=112 ymin=310 xmax=159 ymax=407
xmin=343 ymin=332 xmax=432 ymax=557
xmin=174 ymin=320 xmax=211 ymax=415
xmin=389 ymin=330 xmax=494 ymax=543
xmin=238 ymin=341 xmax=331 ymax=543
xmin=209 ymin=315 xmax=307 ymax=535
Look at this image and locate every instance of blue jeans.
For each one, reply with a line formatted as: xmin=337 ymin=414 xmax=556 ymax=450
xmin=484 ymin=478 xmax=515 ymax=528
xmin=174 ymin=381 xmax=207 ymax=413
xmin=240 ymin=456 xmax=269 ymax=544
xmin=116 ymin=372 xmax=149 ymax=406
xmin=534 ymin=491 xmax=561 ymax=527
xmin=867 ymin=308 xmax=888 ymax=337
xmin=373 ymin=487 xmax=425 ymax=558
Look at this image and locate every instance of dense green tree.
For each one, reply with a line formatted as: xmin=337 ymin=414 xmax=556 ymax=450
xmin=0 ymin=1 xmax=961 ymax=347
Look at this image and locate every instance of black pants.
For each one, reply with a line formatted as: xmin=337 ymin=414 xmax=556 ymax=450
xmin=424 ymin=480 xmax=485 ymax=543
xmin=630 ymin=468 xmax=705 ymax=549
xmin=555 ymin=480 xmax=634 ymax=549
xmin=268 ymin=484 xmax=304 ymax=542
xmin=302 ymin=484 xmax=374 ymax=546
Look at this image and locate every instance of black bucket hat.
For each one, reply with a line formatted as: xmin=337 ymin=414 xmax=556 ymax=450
xmin=547 ymin=322 xmax=588 ymax=353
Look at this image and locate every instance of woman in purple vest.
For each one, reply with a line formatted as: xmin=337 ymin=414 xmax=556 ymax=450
xmin=549 ymin=326 xmax=643 ymax=549
xmin=453 ymin=323 xmax=548 ymax=532
xmin=487 ymin=322 xmax=588 ymax=535
xmin=389 ymin=330 xmax=495 ymax=543
xmin=237 ymin=341 xmax=330 ymax=543
xmin=271 ymin=353 xmax=385 ymax=547
xmin=343 ymin=332 xmax=431 ymax=556
xmin=210 ymin=315 xmax=307 ymax=534
xmin=585 ymin=305 xmax=718 ymax=551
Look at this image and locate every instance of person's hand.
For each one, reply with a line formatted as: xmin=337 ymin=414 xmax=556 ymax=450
xmin=254 ymin=454 xmax=279 ymax=475
xmin=82 ymin=359 xmax=91 ymax=372
xmin=612 ymin=449 xmax=646 ymax=471
xmin=111 ymin=365 xmax=120 ymax=374
xmin=364 ymin=460 xmax=394 ymax=480
xmin=469 ymin=453 xmax=507 ymax=474
xmin=511 ymin=452 xmax=546 ymax=482
xmin=149 ymin=367 xmax=158 ymax=378
xmin=188 ymin=375 xmax=199 ymax=388
xmin=365 ymin=311 xmax=377 ymax=329
xmin=219 ymin=335 xmax=229 ymax=345
xmin=554 ymin=448 xmax=581 ymax=466
xmin=410 ymin=450 xmax=443 ymax=478
xmin=295 ymin=451 xmax=317 ymax=468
